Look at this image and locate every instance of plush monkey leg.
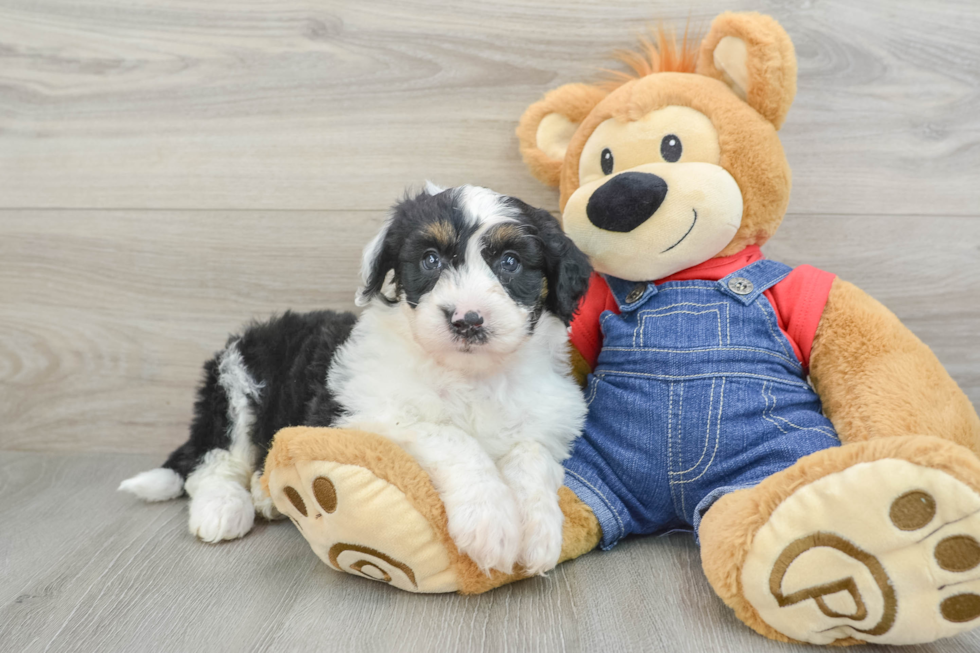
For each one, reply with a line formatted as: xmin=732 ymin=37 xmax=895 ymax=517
xmin=699 ymin=435 xmax=980 ymax=646
xmin=260 ymin=426 xmax=601 ymax=594
xmin=811 ymin=279 xmax=980 ymax=455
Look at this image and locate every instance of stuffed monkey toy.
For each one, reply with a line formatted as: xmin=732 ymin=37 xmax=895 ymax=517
xmin=262 ymin=12 xmax=980 ymax=646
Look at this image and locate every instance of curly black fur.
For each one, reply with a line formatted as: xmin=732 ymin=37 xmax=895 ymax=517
xmin=162 ymin=310 xmax=356 ymax=479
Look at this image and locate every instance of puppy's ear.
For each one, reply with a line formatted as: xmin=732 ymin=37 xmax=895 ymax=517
xmin=359 ymin=191 xmax=430 ymax=307
xmin=696 ymin=12 xmax=797 ymax=129
xmin=356 ymin=215 xmax=398 ymax=307
xmin=516 ymin=84 xmax=608 ymax=187
xmin=526 ymin=207 xmax=593 ymax=325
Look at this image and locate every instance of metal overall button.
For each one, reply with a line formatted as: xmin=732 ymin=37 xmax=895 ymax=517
xmin=625 ymin=283 xmax=647 ymax=304
xmin=728 ymin=277 xmax=754 ymax=295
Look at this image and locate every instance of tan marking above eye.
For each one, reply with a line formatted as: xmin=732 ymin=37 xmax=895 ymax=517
xmin=889 ymin=490 xmax=936 ymax=531
xmin=283 ymin=486 xmax=307 ymax=516
xmin=313 ymin=476 xmax=338 ymax=513
xmin=423 ymin=221 xmax=455 ymax=249
xmin=487 ymin=223 xmax=526 ymax=249
xmin=578 ymin=106 xmax=721 ymax=185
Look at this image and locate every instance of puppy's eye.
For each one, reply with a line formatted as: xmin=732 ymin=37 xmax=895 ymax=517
xmin=421 ymin=250 xmax=442 ymax=271
xmin=499 ymin=253 xmax=521 ymax=273
xmin=661 ymin=134 xmax=682 ymax=163
xmin=600 ymin=148 xmax=614 ymax=175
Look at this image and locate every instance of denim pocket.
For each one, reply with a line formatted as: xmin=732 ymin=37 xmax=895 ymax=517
xmin=634 ymin=301 xmax=733 ymax=349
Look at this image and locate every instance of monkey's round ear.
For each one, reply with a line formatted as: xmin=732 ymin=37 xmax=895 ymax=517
xmin=696 ymin=12 xmax=797 ymax=129
xmin=516 ymin=84 xmax=608 ymax=187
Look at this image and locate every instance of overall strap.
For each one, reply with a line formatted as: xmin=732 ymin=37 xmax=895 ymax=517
xmin=602 ymin=274 xmax=659 ymax=314
xmin=717 ymin=259 xmax=793 ymax=305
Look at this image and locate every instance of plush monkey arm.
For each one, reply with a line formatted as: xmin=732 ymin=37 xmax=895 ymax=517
xmin=569 ymin=345 xmax=591 ymax=388
xmin=809 ymin=277 xmax=980 ymax=454
xmin=566 ymin=272 xmax=618 ymax=388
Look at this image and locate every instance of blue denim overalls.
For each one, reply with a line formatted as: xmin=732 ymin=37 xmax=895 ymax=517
xmin=563 ymin=259 xmax=841 ymax=549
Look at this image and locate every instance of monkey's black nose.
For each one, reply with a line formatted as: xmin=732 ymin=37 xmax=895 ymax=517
xmin=586 ymin=172 xmax=668 ymax=233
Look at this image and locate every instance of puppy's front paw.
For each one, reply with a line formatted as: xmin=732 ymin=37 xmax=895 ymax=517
xmin=445 ymin=482 xmax=521 ymax=575
xmin=518 ymin=495 xmax=564 ymax=576
xmin=188 ymin=479 xmax=255 ymax=543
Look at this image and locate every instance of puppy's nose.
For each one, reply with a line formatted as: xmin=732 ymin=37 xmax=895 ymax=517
xmin=587 ymin=171 xmax=668 ymax=233
xmin=452 ymin=310 xmax=484 ymax=329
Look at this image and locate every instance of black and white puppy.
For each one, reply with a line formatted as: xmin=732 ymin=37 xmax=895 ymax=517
xmin=120 ymin=184 xmax=591 ymax=574
xmin=333 ymin=184 xmax=592 ymax=573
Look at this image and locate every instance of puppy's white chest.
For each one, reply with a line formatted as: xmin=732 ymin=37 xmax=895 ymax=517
xmin=431 ymin=379 xmax=521 ymax=441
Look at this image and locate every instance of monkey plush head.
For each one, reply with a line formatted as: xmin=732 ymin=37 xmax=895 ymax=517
xmin=517 ymin=12 xmax=797 ymax=282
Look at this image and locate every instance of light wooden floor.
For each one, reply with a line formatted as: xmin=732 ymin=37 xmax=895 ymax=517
xmin=2 ymin=0 xmax=979 ymax=651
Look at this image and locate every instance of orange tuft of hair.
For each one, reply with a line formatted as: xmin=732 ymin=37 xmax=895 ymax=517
xmin=599 ymin=24 xmax=701 ymax=91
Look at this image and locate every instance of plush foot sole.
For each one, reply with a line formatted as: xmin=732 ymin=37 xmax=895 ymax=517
xmin=267 ymin=456 xmax=460 ymax=592
xmin=742 ymin=456 xmax=980 ymax=645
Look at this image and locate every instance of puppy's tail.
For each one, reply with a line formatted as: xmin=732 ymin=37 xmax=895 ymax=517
xmin=118 ymin=467 xmax=185 ymax=502
xmin=119 ymin=353 xmax=230 ymax=503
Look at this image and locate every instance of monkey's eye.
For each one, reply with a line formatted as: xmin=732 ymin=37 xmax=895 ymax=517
xmin=600 ymin=148 xmax=614 ymax=175
xmin=499 ymin=252 xmax=521 ymax=273
xmin=421 ymin=250 xmax=442 ymax=271
xmin=661 ymin=134 xmax=682 ymax=162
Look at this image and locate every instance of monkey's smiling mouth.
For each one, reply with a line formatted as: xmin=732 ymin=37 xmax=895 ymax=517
xmin=661 ymin=208 xmax=698 ymax=253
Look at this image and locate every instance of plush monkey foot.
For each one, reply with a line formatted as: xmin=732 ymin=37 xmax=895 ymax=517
xmin=701 ymin=436 xmax=980 ymax=646
xmin=261 ymin=427 xmax=602 ymax=594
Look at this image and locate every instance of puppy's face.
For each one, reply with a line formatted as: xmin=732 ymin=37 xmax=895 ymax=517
xmin=358 ymin=185 xmax=592 ymax=370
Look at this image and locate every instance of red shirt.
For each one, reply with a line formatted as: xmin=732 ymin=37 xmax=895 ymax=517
xmin=570 ymin=246 xmax=836 ymax=371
